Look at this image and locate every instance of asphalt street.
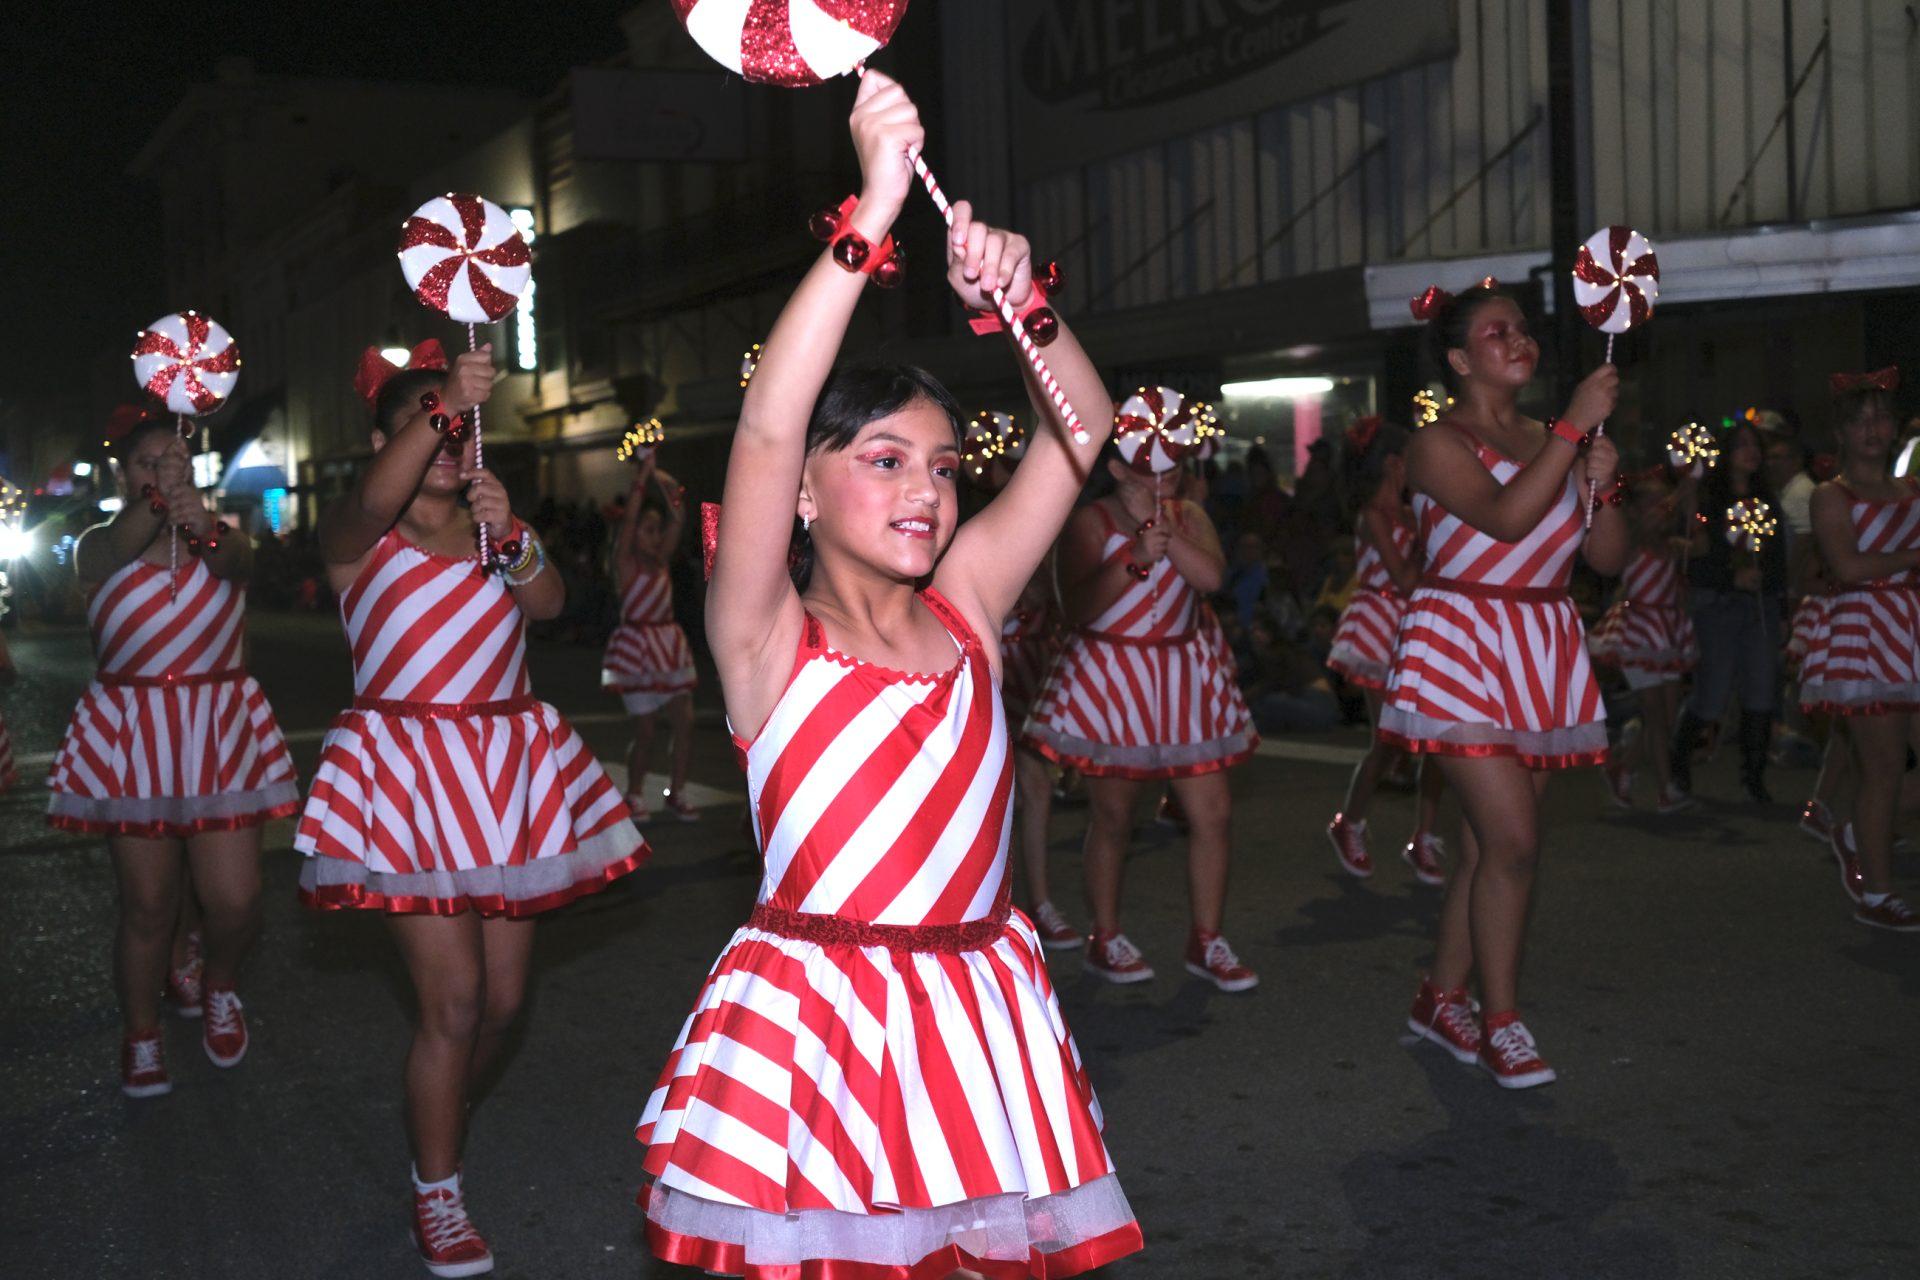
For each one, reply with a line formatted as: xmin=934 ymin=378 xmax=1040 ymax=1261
xmin=2 ymin=613 xmax=1915 ymax=1279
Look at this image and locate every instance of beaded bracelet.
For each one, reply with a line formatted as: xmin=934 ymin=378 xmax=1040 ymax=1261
xmin=502 ymin=537 xmax=547 ymax=588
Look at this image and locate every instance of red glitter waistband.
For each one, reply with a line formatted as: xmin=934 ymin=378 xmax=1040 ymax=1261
xmin=746 ymin=901 xmax=1012 ymax=954
xmin=1841 ymin=581 xmax=1920 ymax=596
xmin=351 ymin=694 xmax=539 ymax=718
xmin=1417 ymin=576 xmax=1570 ymax=604
xmin=98 ymin=667 xmax=246 ymax=689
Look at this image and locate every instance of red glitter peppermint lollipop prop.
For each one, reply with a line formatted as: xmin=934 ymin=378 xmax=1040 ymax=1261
xmin=1115 ymin=386 xmax=1209 ymax=500
xmin=1571 ymin=224 xmax=1660 ymax=525
xmin=397 ymin=193 xmax=532 ymax=566
xmin=672 ymin=0 xmax=1090 ymax=445
xmin=131 ymin=311 xmax=241 ymax=601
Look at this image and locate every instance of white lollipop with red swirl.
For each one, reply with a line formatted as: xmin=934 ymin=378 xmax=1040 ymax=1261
xmin=132 ymin=311 xmax=241 ymax=418
xmin=1572 ymin=225 xmax=1660 ymax=335
xmin=673 ymin=0 xmax=908 ymax=86
xmin=1115 ymin=387 xmax=1209 ymax=476
xmin=398 ymin=193 xmax=531 ymax=325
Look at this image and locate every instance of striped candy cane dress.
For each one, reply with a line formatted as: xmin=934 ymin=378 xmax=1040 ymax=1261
xmin=637 ymin=590 xmax=1141 ymax=1279
xmin=1799 ymin=479 xmax=1920 ymax=715
xmin=999 ymin=604 xmax=1059 ymax=725
xmin=1022 ymin=503 xmax=1256 ymax=778
xmin=48 ymin=556 xmax=297 ymax=835
xmin=1379 ymin=424 xmax=1607 ymax=768
xmin=1588 ymin=548 xmax=1696 ymax=689
xmin=1787 ymin=592 xmax=1831 ymax=678
xmin=603 ymin=562 xmax=697 ymax=715
xmin=1327 ymin=519 xmax=1417 ymax=691
xmin=296 ymin=531 xmax=646 ymax=915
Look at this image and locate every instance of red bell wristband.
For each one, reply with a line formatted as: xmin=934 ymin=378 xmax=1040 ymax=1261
xmin=967 ymin=260 xmax=1063 ymax=347
xmin=810 ymin=196 xmax=904 ymax=288
xmin=1548 ymin=418 xmax=1589 ymax=448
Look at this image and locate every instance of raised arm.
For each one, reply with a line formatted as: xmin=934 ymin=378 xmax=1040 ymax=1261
xmin=1811 ymin=482 xmax=1920 ymax=583
xmin=937 ymin=209 xmax=1114 ymax=628
xmin=1579 ymin=432 xmax=1629 ymax=577
xmin=654 ymin=465 xmax=687 ymax=554
xmin=157 ymin=443 xmax=253 ymax=583
xmin=706 ymin=70 xmax=922 ymax=718
xmin=317 ymin=346 xmax=496 ymax=565
xmin=75 ymin=434 xmax=189 ymax=586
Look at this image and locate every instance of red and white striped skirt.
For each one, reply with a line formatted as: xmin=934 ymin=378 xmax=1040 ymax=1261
xmin=1000 ymin=627 xmax=1059 ymax=724
xmin=1021 ymin=627 xmax=1256 ymax=779
xmin=1786 ymin=594 xmax=1830 ymax=680
xmin=1798 ymin=585 xmax=1920 ymax=716
xmin=1380 ymin=584 xmax=1607 ymax=770
xmin=1326 ymin=588 xmax=1407 ymax=691
xmin=47 ymin=671 xmax=299 ymax=836
xmin=295 ymin=695 xmax=646 ymax=916
xmin=604 ymin=621 xmax=697 ymax=716
xmin=637 ymin=905 xmax=1142 ymax=1278
xmin=1588 ymin=599 xmax=1696 ymax=691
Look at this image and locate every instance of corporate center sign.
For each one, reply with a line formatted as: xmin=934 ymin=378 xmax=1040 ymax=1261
xmin=1011 ymin=0 xmax=1457 ymax=177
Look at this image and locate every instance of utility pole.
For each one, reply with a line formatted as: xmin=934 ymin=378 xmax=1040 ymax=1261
xmin=1546 ymin=1 xmax=1584 ymax=407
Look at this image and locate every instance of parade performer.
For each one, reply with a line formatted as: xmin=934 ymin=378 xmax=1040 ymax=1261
xmin=1669 ymin=420 xmax=1787 ymax=804
xmin=1326 ymin=417 xmax=1448 ymax=886
xmin=1024 ymin=431 xmax=1260 ymax=989
xmin=604 ymin=451 xmax=699 ymax=823
xmin=1798 ymin=369 xmax=1920 ymax=931
xmin=1385 ymin=280 xmax=1623 ymax=1088
xmin=635 ymin=72 xmax=1141 ymax=1279
xmin=1791 ymin=556 xmax=1847 ymax=843
xmin=49 ymin=418 xmax=298 ymax=1098
xmin=296 ymin=343 xmax=646 ymax=1277
xmin=1593 ymin=466 xmax=1698 ymax=812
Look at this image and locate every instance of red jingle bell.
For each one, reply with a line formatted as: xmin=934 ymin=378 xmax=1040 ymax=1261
xmin=420 ymin=390 xmax=442 ymax=412
xmin=872 ymin=246 xmax=906 ymax=290
xmin=430 ymin=413 xmax=451 ymax=434
xmin=1039 ymin=260 xmax=1065 ymax=294
xmin=500 ymin=539 xmax=523 ymax=562
xmin=1025 ymin=308 xmax=1060 ymax=347
xmin=808 ymin=207 xmax=843 ymax=242
xmin=832 ymin=234 xmax=872 ymax=272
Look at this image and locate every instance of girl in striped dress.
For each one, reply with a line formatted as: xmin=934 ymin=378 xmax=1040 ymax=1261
xmin=638 ymin=72 xmax=1140 ymax=1279
xmin=1385 ymin=281 xmax=1623 ymax=1089
xmin=49 ymin=418 xmax=298 ymax=1098
xmin=1591 ymin=468 xmax=1698 ymax=813
xmin=296 ymin=344 xmax=646 ymax=1277
xmin=1798 ymin=372 xmax=1920 ymax=932
xmin=1326 ymin=418 xmax=1449 ymax=886
xmin=603 ymin=453 xmax=698 ymax=823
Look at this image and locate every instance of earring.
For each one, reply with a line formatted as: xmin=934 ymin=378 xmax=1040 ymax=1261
xmin=801 ymin=513 xmax=812 ymax=533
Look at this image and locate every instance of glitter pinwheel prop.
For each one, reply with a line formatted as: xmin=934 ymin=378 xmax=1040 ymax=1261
xmin=131 ymin=311 xmax=242 ymax=601
xmin=739 ymin=343 xmax=763 ymax=389
xmin=962 ymin=410 xmax=1026 ymax=483
xmin=672 ymin=0 xmax=1090 ymax=445
xmin=1572 ymin=224 xmax=1660 ymax=526
xmin=1725 ymin=498 xmax=1777 ymax=555
xmin=1114 ymin=386 xmax=1210 ymax=503
xmin=397 ymin=192 xmax=532 ymax=567
xmin=1666 ymin=422 xmax=1721 ymax=480
xmin=617 ymin=419 xmax=667 ymax=465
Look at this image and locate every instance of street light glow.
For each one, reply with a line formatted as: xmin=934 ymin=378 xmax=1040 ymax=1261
xmin=0 ymin=521 xmax=31 ymax=560
xmin=1220 ymin=377 xmax=1336 ymax=399
xmin=72 ymin=461 xmax=94 ymax=477
xmin=380 ymin=347 xmax=412 ymax=367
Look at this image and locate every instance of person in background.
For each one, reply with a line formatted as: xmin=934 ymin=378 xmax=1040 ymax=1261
xmin=1224 ymin=530 xmax=1270 ymax=629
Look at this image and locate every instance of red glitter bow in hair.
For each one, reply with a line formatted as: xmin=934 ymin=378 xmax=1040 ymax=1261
xmin=398 ymin=195 xmax=532 ymax=321
xmin=354 ymin=341 xmax=450 ymax=407
xmin=105 ymin=404 xmax=156 ymax=441
xmin=1345 ymin=415 xmax=1383 ymax=453
xmin=130 ymin=313 xmax=241 ymax=414
xmin=1828 ymin=366 xmax=1900 ymax=396
xmin=1410 ymin=286 xmax=1453 ymax=323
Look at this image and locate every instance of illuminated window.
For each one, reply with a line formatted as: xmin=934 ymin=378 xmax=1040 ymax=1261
xmin=509 ymin=208 xmax=537 ymax=373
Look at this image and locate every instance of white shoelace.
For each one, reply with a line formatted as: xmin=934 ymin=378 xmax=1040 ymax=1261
xmin=419 ymin=1191 xmax=482 ymax=1252
xmin=206 ymin=991 xmax=242 ymax=1037
xmin=1203 ymin=936 xmax=1243 ymax=972
xmin=129 ymin=1037 xmax=162 ymax=1075
xmin=1100 ymin=934 xmax=1145 ymax=968
xmin=1487 ymin=1021 xmax=1541 ymax=1068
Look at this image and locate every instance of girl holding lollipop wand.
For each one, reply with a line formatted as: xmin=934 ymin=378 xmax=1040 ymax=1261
xmin=1385 ymin=282 xmax=1623 ymax=1089
xmin=636 ymin=70 xmax=1141 ymax=1279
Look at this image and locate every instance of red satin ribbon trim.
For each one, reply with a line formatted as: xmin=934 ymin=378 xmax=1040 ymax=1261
xmin=351 ymin=694 xmax=539 ymax=718
xmin=1416 ymin=577 xmax=1571 ymax=604
xmin=97 ymin=667 xmax=246 ymax=689
xmin=48 ymin=801 xmax=298 ymax=839
xmin=746 ymin=901 xmax=1011 ymax=954
xmin=1376 ymin=729 xmax=1606 ymax=771
xmin=298 ymin=847 xmax=650 ymax=918
xmin=643 ymin=1217 xmax=1143 ymax=1280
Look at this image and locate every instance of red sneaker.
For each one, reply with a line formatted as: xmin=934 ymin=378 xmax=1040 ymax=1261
xmin=412 ymin=1182 xmax=494 ymax=1278
xmin=1855 ymin=895 xmax=1920 ymax=933
xmin=1831 ymin=824 xmax=1865 ymax=904
xmin=1085 ymin=931 xmax=1154 ymax=985
xmin=202 ymin=987 xmax=248 ymax=1068
xmin=624 ymin=793 xmax=649 ymax=824
xmin=1406 ymin=979 xmax=1480 ymax=1065
xmin=661 ymin=788 xmax=700 ymax=823
xmin=1602 ymin=762 xmax=1634 ymax=809
xmin=1656 ymin=786 xmax=1697 ymax=815
xmin=1401 ymin=832 xmax=1446 ymax=887
xmin=165 ymin=939 xmax=204 ymax=1020
xmin=121 ymin=1030 xmax=171 ymax=1098
xmin=1326 ymin=813 xmax=1374 ymax=878
xmin=1184 ymin=930 xmax=1258 ymax=992
xmin=1799 ymin=798 xmax=1833 ymax=843
xmin=1479 ymin=1013 xmax=1557 ymax=1089
xmin=1030 ymin=901 xmax=1083 ymax=952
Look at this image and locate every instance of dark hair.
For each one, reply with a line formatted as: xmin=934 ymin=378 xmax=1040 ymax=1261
xmin=120 ymin=415 xmax=179 ymax=456
xmin=1833 ymin=386 xmax=1898 ymax=437
xmin=372 ymin=369 xmax=446 ymax=435
xmin=1423 ymin=281 xmax=1510 ymax=394
xmin=790 ymin=362 xmax=964 ymax=590
xmin=1339 ymin=421 xmax=1411 ymax=521
xmin=1702 ymin=421 xmax=1777 ymax=508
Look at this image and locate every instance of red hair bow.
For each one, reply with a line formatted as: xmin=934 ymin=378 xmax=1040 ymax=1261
xmin=354 ymin=340 xmax=449 ymax=407
xmin=1410 ymin=286 xmax=1453 ymax=323
xmin=1345 ymin=415 xmax=1383 ymax=453
xmin=1828 ymin=366 xmax=1900 ymax=396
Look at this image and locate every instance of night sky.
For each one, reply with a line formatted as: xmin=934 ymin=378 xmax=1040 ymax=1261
xmin=4 ymin=1 xmax=635 ymax=396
